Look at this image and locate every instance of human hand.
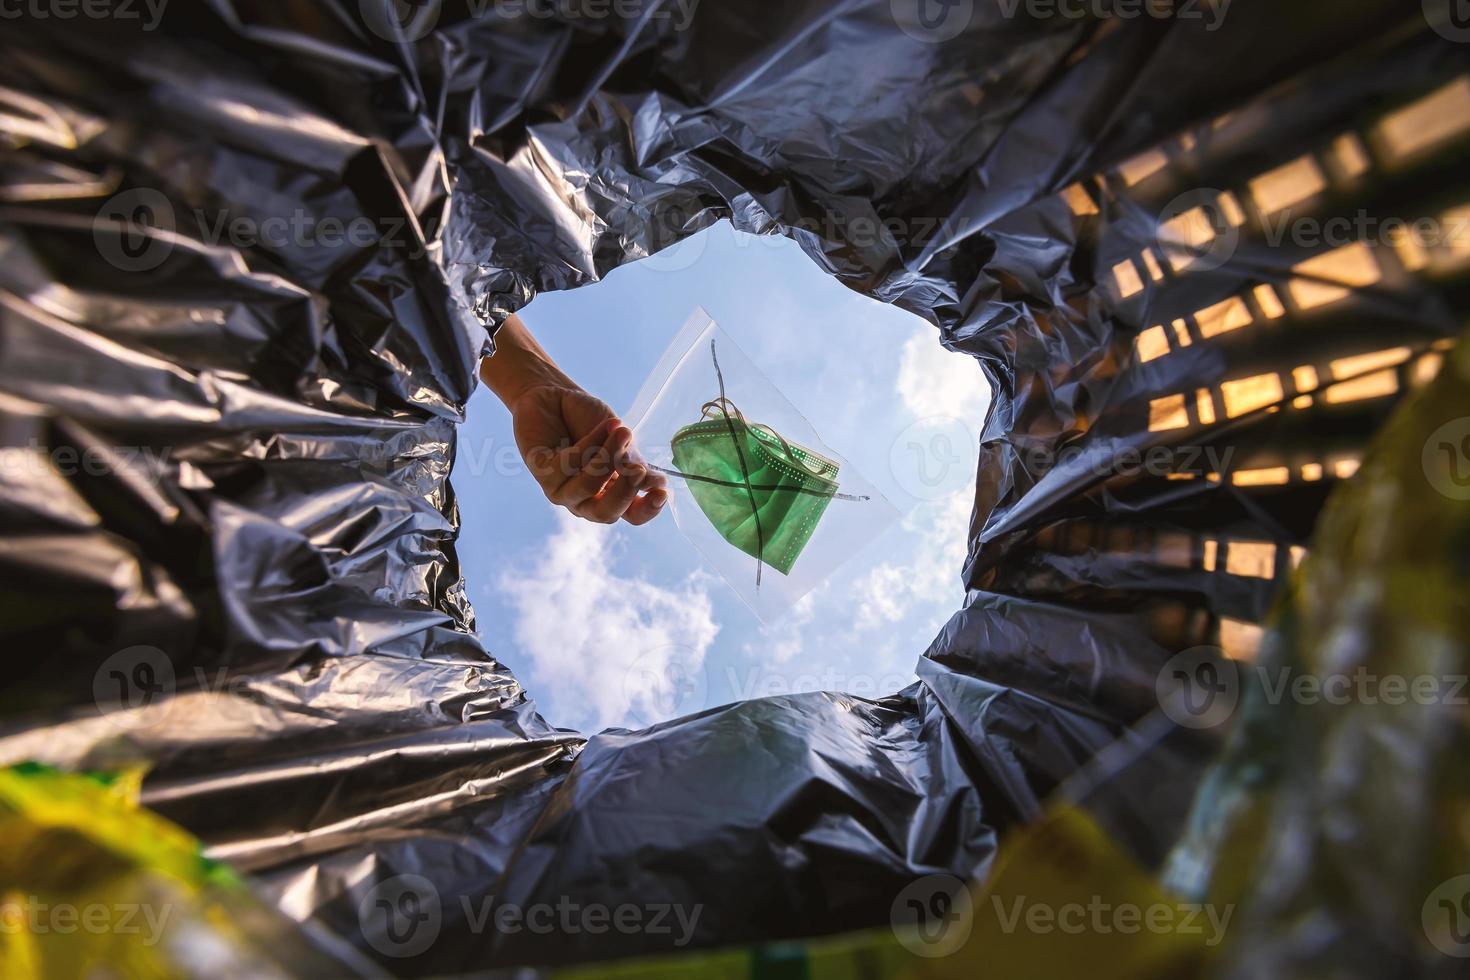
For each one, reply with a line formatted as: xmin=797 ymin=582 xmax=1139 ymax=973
xmin=509 ymin=384 xmax=668 ymax=525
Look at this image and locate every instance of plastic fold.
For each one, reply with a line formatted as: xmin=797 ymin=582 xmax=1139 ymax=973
xmin=0 ymin=1 xmax=1465 ymax=976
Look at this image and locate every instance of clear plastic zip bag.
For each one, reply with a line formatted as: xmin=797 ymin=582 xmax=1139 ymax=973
xmin=626 ymin=309 xmax=899 ymax=620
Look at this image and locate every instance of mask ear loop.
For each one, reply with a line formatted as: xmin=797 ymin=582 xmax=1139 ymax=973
xmin=648 ymin=464 xmax=868 ymax=500
xmin=703 ymin=399 xmax=808 ymax=471
xmin=690 ymin=394 xmax=865 ymax=498
xmin=707 ymin=339 xmax=765 ymax=590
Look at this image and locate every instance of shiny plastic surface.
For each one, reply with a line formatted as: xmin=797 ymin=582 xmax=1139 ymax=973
xmin=0 ymin=1 xmax=1463 ymax=974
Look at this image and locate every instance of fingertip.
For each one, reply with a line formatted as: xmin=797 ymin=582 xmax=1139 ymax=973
xmin=620 ymin=487 xmax=668 ymax=526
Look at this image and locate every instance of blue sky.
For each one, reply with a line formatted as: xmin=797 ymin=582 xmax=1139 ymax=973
xmin=454 ymin=222 xmax=992 ymax=734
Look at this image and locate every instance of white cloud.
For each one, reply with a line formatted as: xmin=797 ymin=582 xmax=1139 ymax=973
xmin=896 ymin=330 xmax=990 ymax=422
xmin=498 ymin=513 xmax=719 ymax=731
xmin=852 ymin=463 xmax=974 ymax=632
xmin=840 ymin=330 xmax=989 ymax=633
xmin=741 ymin=590 xmax=817 ymax=665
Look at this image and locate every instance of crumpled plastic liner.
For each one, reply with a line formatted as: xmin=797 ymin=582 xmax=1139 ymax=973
xmin=0 ymin=0 xmax=1462 ymax=974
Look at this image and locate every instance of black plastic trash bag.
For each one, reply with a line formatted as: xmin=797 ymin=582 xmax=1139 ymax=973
xmin=0 ymin=1 xmax=1465 ymax=975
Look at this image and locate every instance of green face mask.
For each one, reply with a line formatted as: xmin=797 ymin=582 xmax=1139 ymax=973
xmin=657 ymin=340 xmax=865 ymax=587
xmin=671 ymin=407 xmax=839 ymax=577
